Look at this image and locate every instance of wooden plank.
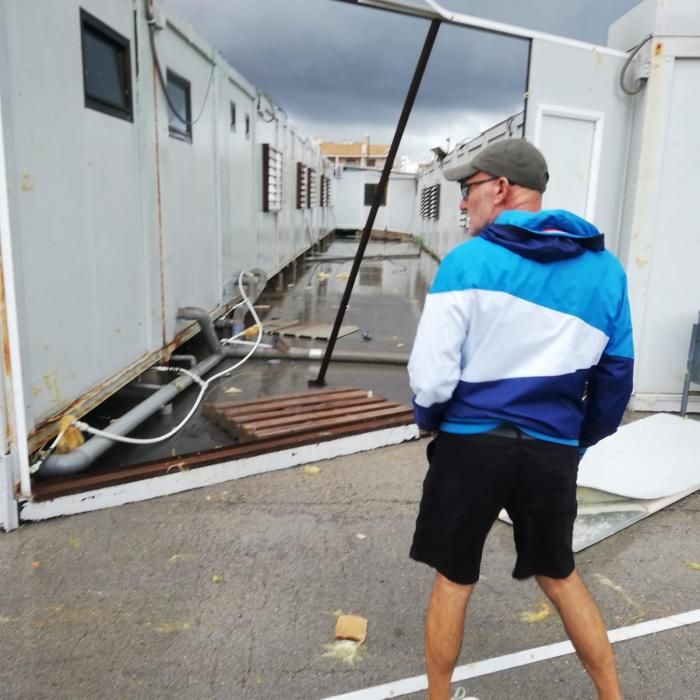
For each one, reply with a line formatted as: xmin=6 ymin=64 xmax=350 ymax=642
xmin=206 ymin=386 xmax=358 ymax=411
xmin=219 ymin=396 xmax=386 ymax=423
xmin=240 ymin=401 xmax=403 ymax=431
xmin=31 ymin=413 xmax=417 ymax=502
xmin=209 ymin=388 xmax=370 ymax=414
xmin=250 ymin=406 xmax=413 ymax=440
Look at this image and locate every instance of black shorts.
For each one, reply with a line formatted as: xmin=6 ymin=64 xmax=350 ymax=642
xmin=410 ymin=431 xmax=579 ymax=585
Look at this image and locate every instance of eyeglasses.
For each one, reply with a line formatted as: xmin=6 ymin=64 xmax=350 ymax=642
xmin=459 ymin=176 xmax=500 ymax=200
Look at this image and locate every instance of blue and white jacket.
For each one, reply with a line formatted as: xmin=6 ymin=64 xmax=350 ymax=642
xmin=408 ymin=209 xmax=634 ymax=447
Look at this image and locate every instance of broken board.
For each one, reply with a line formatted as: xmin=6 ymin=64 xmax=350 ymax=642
xmin=204 ymin=386 xmax=414 ymax=443
xmin=263 ymin=319 xmax=359 ymax=340
xmin=499 ymin=413 xmax=700 ymax=551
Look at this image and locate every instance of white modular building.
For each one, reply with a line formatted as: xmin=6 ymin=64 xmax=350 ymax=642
xmin=413 ymin=0 xmax=700 ymax=416
xmin=0 ymin=0 xmax=334 ymax=529
xmin=331 ymin=166 xmax=417 ymax=235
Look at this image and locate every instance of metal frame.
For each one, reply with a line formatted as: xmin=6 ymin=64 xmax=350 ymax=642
xmin=80 ymin=7 xmax=134 ymax=122
xmin=680 ymin=312 xmax=700 ymax=416
xmin=0 ymin=74 xmax=30 ymax=509
xmin=333 ymin=0 xmax=625 ymax=56
xmin=166 ymin=68 xmax=192 ymax=141
xmin=312 ymin=18 xmax=441 ymax=386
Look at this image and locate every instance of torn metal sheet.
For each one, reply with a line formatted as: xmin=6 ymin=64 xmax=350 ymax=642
xmin=266 ymin=321 xmax=360 ymax=340
xmin=499 ymin=413 xmax=700 ymax=550
xmin=578 ymin=413 xmax=700 ymax=499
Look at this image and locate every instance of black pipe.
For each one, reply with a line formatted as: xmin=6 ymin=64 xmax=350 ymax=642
xmin=311 ymin=18 xmax=441 ymax=386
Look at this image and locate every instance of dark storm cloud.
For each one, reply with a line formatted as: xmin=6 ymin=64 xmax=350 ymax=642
xmin=162 ymin=0 xmax=641 ymax=157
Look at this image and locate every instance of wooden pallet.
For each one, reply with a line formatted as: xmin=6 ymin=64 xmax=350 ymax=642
xmin=32 ymin=388 xmax=416 ymax=502
xmin=204 ymin=386 xmax=413 ymax=443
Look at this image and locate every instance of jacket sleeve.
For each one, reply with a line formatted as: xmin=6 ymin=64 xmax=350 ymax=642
xmin=579 ymin=278 xmax=634 ymax=448
xmin=408 ymin=255 xmax=470 ymax=431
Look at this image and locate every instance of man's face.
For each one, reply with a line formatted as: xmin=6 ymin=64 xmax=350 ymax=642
xmin=459 ymin=172 xmax=500 ymax=237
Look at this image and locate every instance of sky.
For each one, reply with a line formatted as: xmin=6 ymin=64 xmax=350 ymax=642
xmin=162 ymin=0 xmax=643 ymax=163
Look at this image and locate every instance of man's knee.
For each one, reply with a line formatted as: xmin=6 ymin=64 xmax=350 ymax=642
xmin=535 ymin=568 xmax=581 ymax=602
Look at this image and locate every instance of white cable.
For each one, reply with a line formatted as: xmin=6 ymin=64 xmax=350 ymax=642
xmin=64 ymin=271 xmax=264 ymax=447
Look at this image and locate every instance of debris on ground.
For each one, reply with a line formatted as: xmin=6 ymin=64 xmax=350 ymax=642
xmin=520 ymin=600 xmax=552 ymax=623
xmin=304 ymin=465 xmax=321 ymax=476
xmin=322 ymin=639 xmax=365 ymax=665
xmin=335 ymin=614 xmax=368 ymax=643
xmin=223 ymin=386 xmax=243 ymax=395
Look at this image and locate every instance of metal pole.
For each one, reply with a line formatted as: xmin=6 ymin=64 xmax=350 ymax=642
xmin=311 ymin=18 xmax=441 ymax=386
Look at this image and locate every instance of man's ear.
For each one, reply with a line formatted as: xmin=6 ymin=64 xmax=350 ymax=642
xmin=495 ymin=177 xmax=510 ymax=204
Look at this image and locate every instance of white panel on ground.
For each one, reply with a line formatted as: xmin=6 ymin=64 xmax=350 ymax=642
xmin=578 ymin=413 xmax=700 ymax=498
xmin=500 ymin=414 xmax=699 ymax=550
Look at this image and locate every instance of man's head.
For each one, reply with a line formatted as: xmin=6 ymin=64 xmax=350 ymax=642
xmin=444 ymin=139 xmax=549 ymax=236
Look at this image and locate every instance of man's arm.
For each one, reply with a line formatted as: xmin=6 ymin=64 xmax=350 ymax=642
xmin=579 ymin=281 xmax=634 ymax=448
xmin=408 ymin=256 xmax=471 ymax=431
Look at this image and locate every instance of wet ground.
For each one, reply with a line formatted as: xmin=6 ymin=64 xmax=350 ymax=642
xmin=12 ymin=237 xmax=699 ymax=698
xmin=2 ymin=440 xmax=698 ymax=699
xmin=66 ymin=237 xmax=436 ymax=472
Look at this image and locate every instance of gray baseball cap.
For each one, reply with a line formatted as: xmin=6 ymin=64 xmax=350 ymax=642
xmin=444 ymin=138 xmax=549 ymax=193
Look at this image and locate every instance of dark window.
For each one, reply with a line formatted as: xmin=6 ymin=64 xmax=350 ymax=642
xmin=230 ymin=102 xmax=236 ymax=131
xmin=420 ymin=184 xmax=440 ymax=220
xmin=296 ymin=162 xmax=306 ymax=210
xmin=262 ymin=144 xmax=283 ymax=213
xmin=364 ymin=183 xmax=386 ymax=207
xmin=367 ymin=159 xmax=376 ymax=167
xmin=245 ymin=114 xmax=251 ymax=138
xmin=167 ymin=70 xmax=192 ymax=142
xmin=80 ymin=9 xmax=133 ymax=121
xmin=307 ymin=167 xmax=315 ymax=208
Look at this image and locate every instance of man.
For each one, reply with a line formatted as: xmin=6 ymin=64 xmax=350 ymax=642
xmin=407 ymin=139 xmax=633 ymax=700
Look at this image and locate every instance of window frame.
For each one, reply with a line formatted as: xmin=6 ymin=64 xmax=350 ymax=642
xmin=364 ymin=183 xmax=387 ymax=207
xmin=262 ymin=144 xmax=283 ymax=213
xmin=166 ymin=69 xmax=192 ymax=142
xmin=80 ymin=8 xmax=133 ymax=122
xmin=230 ymin=102 xmax=237 ymax=131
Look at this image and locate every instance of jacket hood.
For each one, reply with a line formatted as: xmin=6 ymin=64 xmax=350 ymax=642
xmin=480 ymin=209 xmax=605 ymax=262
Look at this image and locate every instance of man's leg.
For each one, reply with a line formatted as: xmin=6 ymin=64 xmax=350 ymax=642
xmin=425 ymin=572 xmax=475 ymax=700
xmin=537 ymin=569 xmax=622 ymax=700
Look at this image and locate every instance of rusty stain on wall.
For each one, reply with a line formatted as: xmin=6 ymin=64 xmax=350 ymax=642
xmin=42 ymin=372 xmax=62 ymax=406
xmin=0 ymin=249 xmax=15 ymax=447
xmin=20 ymin=173 xmax=33 ymax=192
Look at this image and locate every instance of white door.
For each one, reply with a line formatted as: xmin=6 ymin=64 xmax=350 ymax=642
xmin=525 ymin=38 xmax=631 ymax=255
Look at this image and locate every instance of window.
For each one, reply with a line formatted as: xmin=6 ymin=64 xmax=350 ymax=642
xmin=262 ymin=144 xmax=283 ymax=212
xmin=245 ymin=114 xmax=251 ymax=138
xmin=307 ymin=168 xmax=316 ymax=208
xmin=364 ymin=183 xmax=386 ymax=207
xmin=320 ymin=175 xmax=330 ymax=208
xmin=80 ymin=9 xmax=133 ymax=121
xmin=367 ymin=159 xmax=376 ymax=167
xmin=230 ymin=102 xmax=236 ymax=131
xmin=296 ymin=162 xmax=307 ymax=210
xmin=420 ymin=184 xmax=440 ymax=220
xmin=166 ymin=70 xmax=192 ymax=141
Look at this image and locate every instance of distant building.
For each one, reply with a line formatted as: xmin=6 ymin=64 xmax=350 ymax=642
xmin=319 ymin=138 xmax=390 ymax=169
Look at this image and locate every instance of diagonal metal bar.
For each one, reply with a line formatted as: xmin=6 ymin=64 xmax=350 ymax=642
xmin=311 ymin=18 xmax=441 ymax=386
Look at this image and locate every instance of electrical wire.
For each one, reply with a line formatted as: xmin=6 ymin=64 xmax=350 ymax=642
xmin=619 ymin=34 xmax=653 ymax=96
xmin=62 ymin=271 xmax=263 ymax=447
xmin=147 ymin=17 xmax=216 ymax=127
xmin=29 ymin=425 xmax=70 ymax=474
